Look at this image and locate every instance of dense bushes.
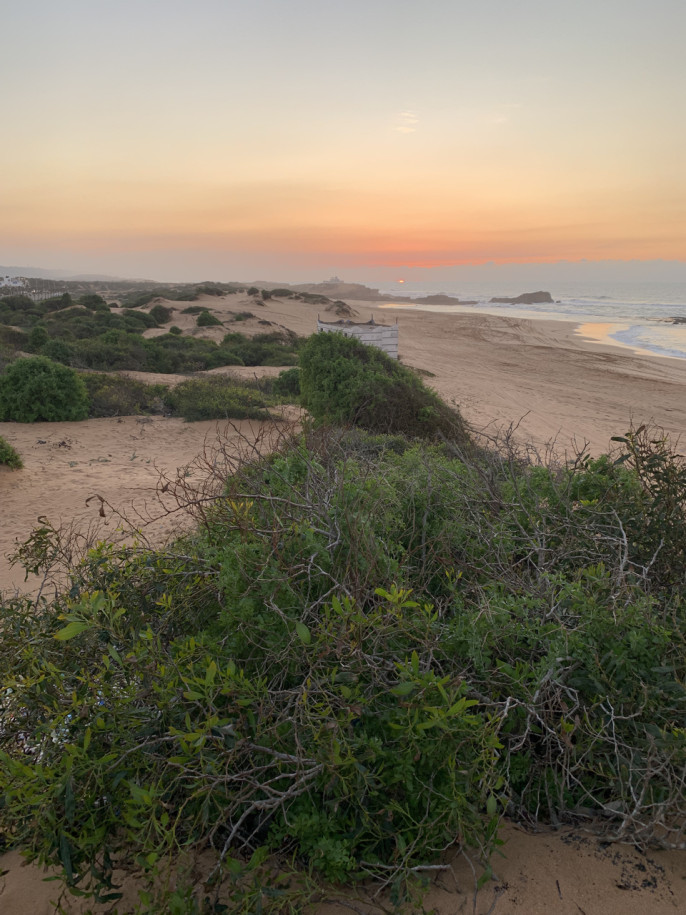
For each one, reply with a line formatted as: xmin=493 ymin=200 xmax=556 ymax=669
xmin=0 ymin=294 xmax=301 ymax=375
xmin=300 ymin=331 xmax=470 ymax=443
xmin=0 ymin=424 xmax=684 ymax=910
xmin=163 ymin=375 xmax=275 ymax=421
xmin=271 ymin=365 xmax=301 ymax=398
xmin=0 ymin=356 xmax=89 ymax=422
xmin=80 ymin=373 xmax=168 ymax=418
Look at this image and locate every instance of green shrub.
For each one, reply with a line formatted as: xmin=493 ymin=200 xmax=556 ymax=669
xmin=271 ymin=366 xmax=301 ymax=399
xmin=168 ymin=325 xmax=182 ymax=335
xmin=149 ymin=303 xmax=173 ymax=324
xmin=221 ymin=331 xmax=300 ymax=367
xmin=164 ymin=375 xmax=274 ymax=421
xmin=0 ymin=325 xmax=28 ymax=347
xmin=80 ymin=373 xmax=168 ymax=418
xmin=40 ymin=338 xmax=74 ymax=364
xmin=0 ymin=356 xmax=89 ymax=422
xmin=0 ymin=434 xmax=22 ymax=468
xmin=27 ymin=325 xmax=49 ymax=352
xmin=300 ymin=331 xmax=470 ymax=443
xmin=78 ymin=293 xmax=107 ymax=311
xmin=2 ymin=415 xmax=684 ymax=909
xmin=196 ymin=310 xmax=222 ymax=327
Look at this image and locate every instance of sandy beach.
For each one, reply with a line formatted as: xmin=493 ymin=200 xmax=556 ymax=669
xmin=1 ymin=292 xmax=685 ymax=912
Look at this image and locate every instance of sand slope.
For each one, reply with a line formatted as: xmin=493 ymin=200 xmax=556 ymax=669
xmin=0 ymin=415 xmax=290 ymax=596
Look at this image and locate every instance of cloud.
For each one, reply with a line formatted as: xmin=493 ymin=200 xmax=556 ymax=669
xmin=394 ymin=110 xmax=418 ymax=133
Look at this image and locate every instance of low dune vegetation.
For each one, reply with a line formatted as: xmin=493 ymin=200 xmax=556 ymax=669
xmin=0 ymin=288 xmax=307 ymax=425
xmin=0 ymin=434 xmax=22 ymax=469
xmin=0 ymin=291 xmax=302 ymax=375
xmin=0 ymin=332 xmax=684 ymax=912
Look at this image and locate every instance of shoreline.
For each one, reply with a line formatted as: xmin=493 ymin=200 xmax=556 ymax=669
xmin=369 ymin=302 xmax=686 ymax=454
xmin=378 ymin=300 xmax=686 ymax=362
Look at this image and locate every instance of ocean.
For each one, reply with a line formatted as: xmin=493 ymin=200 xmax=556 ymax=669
xmin=375 ymin=280 xmax=686 ymax=361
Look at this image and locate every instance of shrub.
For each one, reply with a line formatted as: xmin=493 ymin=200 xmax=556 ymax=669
xmin=221 ymin=331 xmax=300 ymax=367
xmin=299 ymin=331 xmax=470 ymax=443
xmin=168 ymin=325 xmax=182 ymax=335
xmin=80 ymin=373 xmax=168 ymax=418
xmin=40 ymin=338 xmax=74 ymax=365
xmin=27 ymin=325 xmax=49 ymax=352
xmin=164 ymin=375 xmax=274 ymax=421
xmin=271 ymin=366 xmax=301 ymax=399
xmin=0 ymin=325 xmax=28 ymax=347
xmin=1 ymin=426 xmax=685 ymax=909
xmin=0 ymin=434 xmax=22 ymax=468
xmin=149 ymin=303 xmax=173 ymax=324
xmin=0 ymin=356 xmax=89 ymax=422
xmin=78 ymin=293 xmax=107 ymax=311
xmin=196 ymin=310 xmax=222 ymax=327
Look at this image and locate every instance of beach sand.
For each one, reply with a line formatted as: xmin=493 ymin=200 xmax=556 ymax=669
xmin=1 ymin=292 xmax=685 ymax=912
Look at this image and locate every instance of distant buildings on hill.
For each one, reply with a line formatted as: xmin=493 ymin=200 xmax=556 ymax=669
xmin=0 ymin=276 xmax=27 ymax=289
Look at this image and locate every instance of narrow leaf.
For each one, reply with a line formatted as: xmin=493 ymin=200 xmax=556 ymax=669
xmin=54 ymin=621 xmax=89 ymax=641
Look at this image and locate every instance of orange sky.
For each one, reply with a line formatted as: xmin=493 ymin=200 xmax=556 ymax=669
xmin=2 ymin=1 xmax=685 ymax=281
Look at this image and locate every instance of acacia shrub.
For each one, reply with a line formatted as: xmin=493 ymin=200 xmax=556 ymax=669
xmin=0 ymin=356 xmax=89 ymax=422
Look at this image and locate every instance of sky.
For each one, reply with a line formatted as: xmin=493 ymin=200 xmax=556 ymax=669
xmin=2 ymin=0 xmax=686 ymax=284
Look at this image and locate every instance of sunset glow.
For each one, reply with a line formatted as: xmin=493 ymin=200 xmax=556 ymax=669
xmin=2 ymin=1 xmax=685 ymax=282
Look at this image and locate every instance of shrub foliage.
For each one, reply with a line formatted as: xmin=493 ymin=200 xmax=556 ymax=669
xmin=0 ymin=356 xmax=89 ymax=422
xmin=0 ymin=434 xmax=22 ymax=468
xmin=0 ymin=422 xmax=684 ymax=910
xmin=299 ymin=331 xmax=470 ymax=443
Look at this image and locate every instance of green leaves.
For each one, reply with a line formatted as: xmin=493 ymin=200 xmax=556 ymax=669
xmin=295 ymin=621 xmax=311 ymax=645
xmin=54 ymin=620 xmax=90 ymax=641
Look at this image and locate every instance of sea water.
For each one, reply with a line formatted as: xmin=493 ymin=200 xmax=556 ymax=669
xmin=376 ymin=280 xmax=686 ymax=361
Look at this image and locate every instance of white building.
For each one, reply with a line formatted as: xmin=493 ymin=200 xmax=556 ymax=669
xmin=0 ymin=276 xmax=27 ymax=289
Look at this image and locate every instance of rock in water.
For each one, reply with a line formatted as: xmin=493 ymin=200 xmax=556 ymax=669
xmin=489 ymin=291 xmax=554 ymax=305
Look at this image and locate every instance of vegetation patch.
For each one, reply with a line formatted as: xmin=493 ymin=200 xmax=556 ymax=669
xmin=0 ymin=356 xmax=89 ymax=422
xmin=80 ymin=373 xmax=168 ymax=418
xmin=300 ymin=330 xmax=470 ymax=443
xmin=163 ymin=375 xmax=276 ymax=421
xmin=0 ymin=421 xmax=683 ymax=910
xmin=0 ymin=434 xmax=22 ymax=468
xmin=196 ymin=310 xmax=223 ymax=327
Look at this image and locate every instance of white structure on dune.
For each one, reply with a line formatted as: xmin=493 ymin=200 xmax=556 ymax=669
xmin=316 ymin=315 xmax=399 ymax=359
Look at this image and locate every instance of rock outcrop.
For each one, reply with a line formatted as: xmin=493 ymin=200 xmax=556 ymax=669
xmin=489 ymin=291 xmax=554 ymax=305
